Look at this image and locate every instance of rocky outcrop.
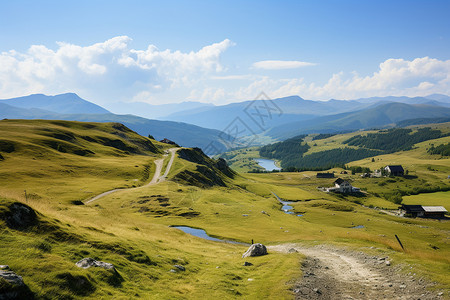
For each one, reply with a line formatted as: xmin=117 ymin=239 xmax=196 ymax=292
xmin=4 ymin=202 xmax=38 ymax=230
xmin=0 ymin=269 xmax=34 ymax=300
xmin=0 ymin=270 xmax=24 ymax=286
xmin=174 ymin=148 xmax=235 ymax=188
xmin=75 ymin=258 xmax=115 ymax=270
xmin=242 ymin=243 xmax=268 ymax=258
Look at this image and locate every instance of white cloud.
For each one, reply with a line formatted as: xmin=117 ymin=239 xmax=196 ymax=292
xmin=238 ymin=57 xmax=450 ymax=100
xmin=0 ymin=36 xmax=234 ymax=103
xmin=252 ymin=60 xmax=316 ymax=70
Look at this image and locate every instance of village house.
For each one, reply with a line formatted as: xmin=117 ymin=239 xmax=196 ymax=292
xmin=326 ymin=178 xmax=360 ymax=193
xmin=400 ymin=204 xmax=448 ymax=219
xmin=384 ymin=165 xmax=404 ymax=176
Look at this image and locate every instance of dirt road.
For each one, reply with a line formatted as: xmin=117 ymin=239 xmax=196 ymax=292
xmin=84 ymin=148 xmax=179 ymax=204
xmin=268 ymin=244 xmax=443 ymax=300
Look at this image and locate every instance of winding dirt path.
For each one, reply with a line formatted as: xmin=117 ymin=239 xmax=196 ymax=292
xmin=268 ymin=244 xmax=442 ymax=300
xmin=84 ymin=147 xmax=179 ymax=204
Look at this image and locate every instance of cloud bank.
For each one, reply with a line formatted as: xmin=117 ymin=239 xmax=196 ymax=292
xmin=0 ymin=36 xmax=234 ymax=103
xmin=0 ymin=36 xmax=449 ymax=105
xmin=237 ymin=57 xmax=450 ymax=100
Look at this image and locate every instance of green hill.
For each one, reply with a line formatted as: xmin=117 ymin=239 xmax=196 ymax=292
xmin=1 ymin=120 xmax=449 ymax=298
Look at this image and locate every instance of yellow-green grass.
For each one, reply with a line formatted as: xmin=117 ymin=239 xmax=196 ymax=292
xmin=1 ymin=120 xmax=450 ymax=297
xmin=0 ymin=120 xmax=165 ymax=205
xmin=403 ymin=191 xmax=450 ymax=211
xmin=1 ymin=196 xmax=300 ymax=299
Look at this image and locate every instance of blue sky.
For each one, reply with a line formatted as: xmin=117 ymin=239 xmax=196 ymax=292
xmin=1 ymin=0 xmax=449 ymax=105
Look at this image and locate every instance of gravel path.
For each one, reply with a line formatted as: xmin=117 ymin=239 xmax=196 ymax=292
xmin=84 ymin=147 xmax=179 ymax=204
xmin=268 ymin=244 xmax=445 ymax=300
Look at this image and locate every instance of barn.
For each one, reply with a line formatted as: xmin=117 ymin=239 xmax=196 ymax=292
xmin=400 ymin=204 xmax=447 ymax=219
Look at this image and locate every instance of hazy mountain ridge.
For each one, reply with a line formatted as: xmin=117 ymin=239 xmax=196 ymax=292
xmin=0 ymin=94 xmax=231 ymax=153
xmin=266 ymin=102 xmax=450 ymax=140
xmin=2 ymin=92 xmax=450 ymax=153
xmin=0 ymin=93 xmax=110 ymax=114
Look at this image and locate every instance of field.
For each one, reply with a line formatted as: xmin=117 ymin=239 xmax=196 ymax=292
xmin=1 ymin=120 xmax=449 ymax=299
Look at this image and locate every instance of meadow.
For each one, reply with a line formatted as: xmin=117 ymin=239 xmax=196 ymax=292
xmin=0 ymin=120 xmax=449 ymax=298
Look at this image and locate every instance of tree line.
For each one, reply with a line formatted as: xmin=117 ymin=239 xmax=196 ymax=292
xmin=343 ymin=128 xmax=446 ymax=152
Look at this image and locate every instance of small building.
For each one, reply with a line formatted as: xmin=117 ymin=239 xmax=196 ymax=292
xmin=400 ymin=204 xmax=447 ymax=219
xmin=334 ymin=178 xmax=353 ymax=193
xmin=316 ymin=172 xmax=334 ymax=178
xmin=400 ymin=205 xmax=424 ymax=217
xmin=385 ymin=165 xmax=404 ymax=176
xmin=422 ymin=206 xmax=448 ymax=219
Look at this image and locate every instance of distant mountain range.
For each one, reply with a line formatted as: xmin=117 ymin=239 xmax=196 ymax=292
xmin=266 ymin=102 xmax=450 ymax=140
xmin=0 ymin=94 xmax=230 ymax=153
xmin=103 ymin=101 xmax=214 ymax=119
xmin=1 ymin=92 xmax=450 ymax=153
xmin=162 ymin=94 xmax=450 ymax=140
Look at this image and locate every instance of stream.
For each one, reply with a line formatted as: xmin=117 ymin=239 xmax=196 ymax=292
xmin=171 ymin=226 xmax=249 ymax=245
xmin=272 ymin=192 xmax=303 ymax=217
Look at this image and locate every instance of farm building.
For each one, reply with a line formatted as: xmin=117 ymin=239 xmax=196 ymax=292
xmin=326 ymin=178 xmax=360 ymax=193
xmin=316 ymin=172 xmax=334 ymax=178
xmin=384 ymin=165 xmax=404 ymax=176
xmin=400 ymin=205 xmax=448 ymax=219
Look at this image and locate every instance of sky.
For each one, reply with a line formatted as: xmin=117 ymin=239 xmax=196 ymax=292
xmin=1 ymin=0 xmax=449 ymax=106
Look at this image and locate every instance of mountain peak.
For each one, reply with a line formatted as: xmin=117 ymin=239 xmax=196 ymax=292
xmin=0 ymin=93 xmax=110 ymax=115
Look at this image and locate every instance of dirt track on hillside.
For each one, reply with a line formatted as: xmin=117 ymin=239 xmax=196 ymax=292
xmin=84 ymin=147 xmax=179 ymax=204
xmin=268 ymin=244 xmax=445 ymax=300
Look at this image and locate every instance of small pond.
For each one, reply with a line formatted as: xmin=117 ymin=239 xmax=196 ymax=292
xmin=351 ymin=225 xmax=365 ymax=229
xmin=172 ymin=226 xmax=248 ymax=245
xmin=256 ymin=158 xmax=281 ymax=171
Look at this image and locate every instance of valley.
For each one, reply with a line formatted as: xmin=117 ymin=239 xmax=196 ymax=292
xmin=0 ymin=119 xmax=449 ymax=299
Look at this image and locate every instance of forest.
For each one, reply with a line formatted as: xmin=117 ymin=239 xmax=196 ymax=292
xmin=343 ymin=128 xmax=445 ymax=152
xmin=428 ymin=143 xmax=450 ymax=156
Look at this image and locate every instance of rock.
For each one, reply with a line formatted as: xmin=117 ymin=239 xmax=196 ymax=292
xmin=75 ymin=258 xmax=115 ymax=270
xmin=242 ymin=243 xmax=268 ymax=258
xmin=0 ymin=270 xmax=24 ymax=286
xmin=0 ymin=265 xmax=9 ymax=270
xmin=288 ymin=248 xmax=298 ymax=253
xmin=243 ymin=262 xmax=253 ymax=266
xmin=169 ymin=269 xmax=177 ymax=273
xmin=313 ymin=288 xmax=321 ymax=294
xmin=4 ymin=202 xmax=38 ymax=230
xmin=0 ymin=270 xmax=33 ymax=300
xmin=174 ymin=265 xmax=185 ymax=271
xmin=385 ymin=261 xmax=391 ymax=266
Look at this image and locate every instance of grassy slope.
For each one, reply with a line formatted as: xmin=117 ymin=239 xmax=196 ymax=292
xmin=0 ymin=120 xmax=449 ymax=298
xmin=0 ymin=120 xmax=300 ymax=299
xmin=0 ymin=119 xmax=170 ymax=205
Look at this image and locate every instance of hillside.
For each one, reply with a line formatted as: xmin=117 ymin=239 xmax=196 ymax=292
xmin=257 ymin=127 xmax=448 ymax=170
xmin=0 ymin=119 xmax=449 ymax=298
xmin=0 ymin=119 xmax=168 ymax=204
xmin=0 ymin=93 xmax=231 ymax=153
